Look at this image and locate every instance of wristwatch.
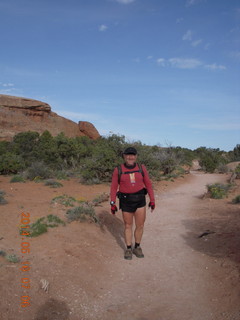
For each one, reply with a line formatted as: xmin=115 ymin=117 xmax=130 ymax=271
xmin=110 ymin=201 xmax=115 ymax=205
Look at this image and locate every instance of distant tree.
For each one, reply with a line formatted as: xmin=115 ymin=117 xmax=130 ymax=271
xmin=12 ymin=131 xmax=40 ymax=165
xmin=0 ymin=152 xmax=24 ymax=174
xmin=233 ymin=144 xmax=240 ymax=161
xmin=194 ymin=147 xmax=227 ymax=173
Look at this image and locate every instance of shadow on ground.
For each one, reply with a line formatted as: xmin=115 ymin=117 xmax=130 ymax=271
xmin=182 ymin=204 xmax=240 ymax=268
xmin=98 ymin=211 xmax=125 ymax=250
xmin=34 ymin=298 xmax=70 ymax=320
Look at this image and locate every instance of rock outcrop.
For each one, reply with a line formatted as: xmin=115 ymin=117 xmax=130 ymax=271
xmin=0 ymin=95 xmax=100 ymax=141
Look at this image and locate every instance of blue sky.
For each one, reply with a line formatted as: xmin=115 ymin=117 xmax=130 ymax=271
xmin=0 ymin=0 xmax=239 ymax=151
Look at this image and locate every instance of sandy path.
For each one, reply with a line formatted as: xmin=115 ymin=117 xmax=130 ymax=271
xmin=86 ymin=172 xmax=239 ymax=320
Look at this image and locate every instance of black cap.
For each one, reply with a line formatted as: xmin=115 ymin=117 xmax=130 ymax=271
xmin=123 ymin=147 xmax=137 ymax=155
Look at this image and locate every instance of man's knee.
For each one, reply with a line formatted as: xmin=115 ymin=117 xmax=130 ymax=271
xmin=125 ymin=222 xmax=133 ymax=230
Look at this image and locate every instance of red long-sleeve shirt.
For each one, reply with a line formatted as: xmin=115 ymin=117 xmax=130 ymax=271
xmin=110 ymin=163 xmax=155 ymax=203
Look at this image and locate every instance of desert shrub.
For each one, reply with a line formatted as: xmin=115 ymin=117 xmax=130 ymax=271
xmin=33 ymin=130 xmax=60 ymax=166
xmin=10 ymin=175 xmax=25 ymax=183
xmin=200 ymin=155 xmax=218 ymax=173
xmin=0 ymin=152 xmax=25 ymax=174
xmin=21 ymin=215 xmax=65 ymax=237
xmin=54 ymin=170 xmax=71 ymax=180
xmin=217 ymin=164 xmax=229 ymax=174
xmin=173 ymin=146 xmax=195 ymax=166
xmin=195 ymin=147 xmax=227 ymax=173
xmin=12 ymin=131 xmax=40 ymax=165
xmin=91 ymin=193 xmax=109 ymax=206
xmin=0 ymin=190 xmax=7 ymax=205
xmin=24 ymin=162 xmax=52 ymax=180
xmin=80 ymin=136 xmax=122 ymax=183
xmin=235 ymin=164 xmax=240 ymax=174
xmin=207 ymin=183 xmax=231 ymax=199
xmin=232 ymin=195 xmax=240 ymax=204
xmin=44 ymin=179 xmax=63 ymax=188
xmin=151 ymin=146 xmax=182 ymax=176
xmin=66 ymin=204 xmax=99 ymax=223
xmin=25 ymin=218 xmax=48 ymax=237
xmin=6 ymin=254 xmax=20 ymax=263
xmin=51 ymin=194 xmax=77 ymax=207
xmin=0 ymin=250 xmax=6 ymax=257
xmin=0 ymin=250 xmax=19 ymax=263
xmin=0 ymin=141 xmax=10 ymax=156
xmin=46 ymin=214 xmax=66 ymax=227
xmin=230 ymin=144 xmax=240 ymax=161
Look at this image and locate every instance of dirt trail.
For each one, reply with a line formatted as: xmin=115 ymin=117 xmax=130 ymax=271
xmin=86 ymin=172 xmax=239 ymax=320
xmin=86 ymin=173 xmax=240 ymax=320
xmin=51 ymin=172 xmax=239 ymax=320
xmin=1 ymin=172 xmax=239 ymax=320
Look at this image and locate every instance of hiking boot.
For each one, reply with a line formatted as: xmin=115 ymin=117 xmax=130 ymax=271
xmin=133 ymin=246 xmax=144 ymax=258
xmin=124 ymin=248 xmax=132 ymax=260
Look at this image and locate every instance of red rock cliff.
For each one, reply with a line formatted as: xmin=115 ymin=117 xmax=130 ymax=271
xmin=0 ymin=95 xmax=100 ymax=141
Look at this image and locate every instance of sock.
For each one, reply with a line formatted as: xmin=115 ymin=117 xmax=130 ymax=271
xmin=127 ymin=245 xmax=132 ymax=250
xmin=135 ymin=243 xmax=140 ymax=249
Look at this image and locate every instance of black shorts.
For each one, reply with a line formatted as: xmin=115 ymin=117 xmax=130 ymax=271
xmin=118 ymin=189 xmax=146 ymax=213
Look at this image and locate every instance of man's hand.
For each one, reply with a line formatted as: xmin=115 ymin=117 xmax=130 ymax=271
xmin=110 ymin=201 xmax=118 ymax=215
xmin=148 ymin=201 xmax=155 ymax=211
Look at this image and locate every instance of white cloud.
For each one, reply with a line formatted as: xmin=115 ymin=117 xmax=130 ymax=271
xmin=115 ymin=0 xmax=135 ymax=4
xmin=183 ymin=30 xmax=203 ymax=48
xmin=156 ymin=58 xmax=166 ymax=67
xmin=169 ymin=58 xmax=202 ymax=69
xmin=182 ymin=30 xmax=193 ymax=41
xmin=99 ymin=24 xmax=108 ymax=32
xmin=0 ymin=82 xmax=16 ymax=94
xmin=3 ymin=83 xmax=14 ymax=87
xmin=0 ymin=89 xmax=13 ymax=94
xmin=191 ymin=39 xmax=202 ymax=47
xmin=204 ymin=63 xmax=226 ymax=70
xmin=186 ymin=0 xmax=201 ymax=7
xmin=155 ymin=57 xmax=226 ymax=71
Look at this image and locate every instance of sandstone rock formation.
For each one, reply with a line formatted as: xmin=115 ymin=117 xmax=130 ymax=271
xmin=0 ymin=95 xmax=100 ymax=141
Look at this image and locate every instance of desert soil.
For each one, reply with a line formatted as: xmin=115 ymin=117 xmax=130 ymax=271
xmin=0 ymin=170 xmax=239 ymax=320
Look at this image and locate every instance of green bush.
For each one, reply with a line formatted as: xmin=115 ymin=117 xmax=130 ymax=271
xmin=0 ymin=250 xmax=19 ymax=263
xmin=195 ymin=147 xmax=227 ymax=173
xmin=217 ymin=164 xmax=229 ymax=174
xmin=231 ymin=144 xmax=240 ymax=161
xmin=232 ymin=195 xmax=240 ymax=204
xmin=0 ymin=190 xmax=7 ymax=205
xmin=207 ymin=183 xmax=231 ymax=199
xmin=6 ymin=254 xmax=20 ymax=263
xmin=44 ymin=179 xmax=63 ymax=188
xmin=0 ymin=152 xmax=25 ymax=174
xmin=51 ymin=194 xmax=78 ymax=207
xmin=10 ymin=175 xmax=25 ymax=183
xmin=0 ymin=250 xmax=6 ymax=257
xmin=235 ymin=164 xmax=240 ymax=174
xmin=12 ymin=131 xmax=40 ymax=164
xmin=91 ymin=193 xmax=109 ymax=206
xmin=21 ymin=215 xmax=65 ymax=237
xmin=66 ymin=204 xmax=99 ymax=223
xmin=25 ymin=162 xmax=52 ymax=180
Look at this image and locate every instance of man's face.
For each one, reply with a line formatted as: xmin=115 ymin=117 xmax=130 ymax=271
xmin=123 ymin=153 xmax=137 ymax=166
